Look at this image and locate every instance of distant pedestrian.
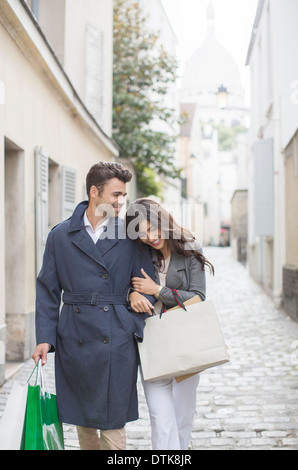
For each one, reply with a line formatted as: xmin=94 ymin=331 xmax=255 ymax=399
xmin=126 ymin=198 xmax=214 ymax=450
xmin=32 ymin=162 xmax=156 ymax=450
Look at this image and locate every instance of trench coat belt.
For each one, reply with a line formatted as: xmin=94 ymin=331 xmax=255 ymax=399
xmin=62 ymin=292 xmax=127 ymax=306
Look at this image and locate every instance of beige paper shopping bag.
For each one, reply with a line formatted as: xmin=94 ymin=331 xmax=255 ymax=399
xmin=138 ymin=298 xmax=230 ymax=382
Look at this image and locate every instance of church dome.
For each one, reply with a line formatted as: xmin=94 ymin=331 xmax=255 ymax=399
xmin=180 ymin=2 xmax=245 ymax=109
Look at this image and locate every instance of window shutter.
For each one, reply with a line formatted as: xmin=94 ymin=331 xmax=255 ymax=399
xmin=35 ymin=147 xmax=49 ymax=275
xmin=254 ymin=138 xmax=274 ymax=237
xmin=85 ymin=23 xmax=104 ymax=127
xmin=61 ymin=166 xmax=77 ymax=221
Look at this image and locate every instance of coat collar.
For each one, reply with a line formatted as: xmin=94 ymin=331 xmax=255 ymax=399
xmin=68 ymin=201 xmax=122 ymax=268
xmin=68 ymin=201 xmax=89 ymax=232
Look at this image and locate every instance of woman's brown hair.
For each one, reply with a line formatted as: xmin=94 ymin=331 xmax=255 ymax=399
xmin=126 ymin=198 xmax=214 ymax=275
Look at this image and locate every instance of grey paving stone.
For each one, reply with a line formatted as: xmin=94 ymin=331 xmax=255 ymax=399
xmin=1 ymin=247 xmax=298 ymax=450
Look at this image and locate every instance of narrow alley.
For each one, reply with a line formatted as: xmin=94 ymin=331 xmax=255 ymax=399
xmin=1 ymin=247 xmax=298 ymax=450
xmin=126 ymin=247 xmax=298 ymax=450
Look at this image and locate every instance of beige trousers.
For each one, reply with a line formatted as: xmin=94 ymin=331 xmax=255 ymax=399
xmin=76 ymin=426 xmax=126 ymax=451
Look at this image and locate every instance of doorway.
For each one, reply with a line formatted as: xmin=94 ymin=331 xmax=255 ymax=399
xmin=4 ymin=137 xmax=29 ymax=365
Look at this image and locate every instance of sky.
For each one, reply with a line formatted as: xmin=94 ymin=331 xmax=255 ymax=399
xmin=160 ymin=0 xmax=259 ymax=104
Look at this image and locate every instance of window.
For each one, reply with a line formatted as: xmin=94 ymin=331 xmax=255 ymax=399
xmin=35 ymin=148 xmax=77 ymax=274
xmin=61 ymin=167 xmax=77 ymax=220
xmin=85 ymin=24 xmax=105 ymax=127
xmin=35 ymin=147 xmax=48 ymax=274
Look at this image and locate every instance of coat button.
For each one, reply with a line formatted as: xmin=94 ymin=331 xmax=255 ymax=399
xmin=103 ymin=306 xmax=109 ymax=312
xmin=75 ymin=307 xmax=81 ymax=313
xmin=102 ymin=273 xmax=108 ymax=279
xmin=78 ymin=340 xmax=84 ymax=346
xmin=103 ymin=337 xmax=109 ymax=344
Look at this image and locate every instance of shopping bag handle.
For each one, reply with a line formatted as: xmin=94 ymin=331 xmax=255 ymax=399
xmin=26 ymin=360 xmax=40 ymax=385
xmin=39 ymin=362 xmax=50 ymax=397
xmin=26 ymin=359 xmax=50 ymax=397
xmin=160 ymin=289 xmax=187 ymax=318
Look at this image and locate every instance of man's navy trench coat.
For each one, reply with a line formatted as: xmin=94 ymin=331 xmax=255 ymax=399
xmin=35 ymin=201 xmax=156 ymax=430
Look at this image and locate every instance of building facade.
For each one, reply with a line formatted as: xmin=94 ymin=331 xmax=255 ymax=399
xmin=246 ymin=0 xmax=298 ymax=318
xmin=137 ymin=0 xmax=182 ymax=214
xmin=179 ymin=1 xmax=249 ymax=247
xmin=0 ymin=0 xmax=118 ymax=384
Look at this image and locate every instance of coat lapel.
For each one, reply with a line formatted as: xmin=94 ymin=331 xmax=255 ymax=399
xmin=68 ymin=201 xmax=108 ymax=269
xmin=153 ymin=251 xmax=185 ymax=289
xmin=96 ymin=217 xmax=120 ymax=257
xmin=166 ymin=255 xmax=185 ymax=289
xmin=68 ymin=202 xmax=124 ymax=267
xmin=71 ymin=229 xmax=107 ymax=269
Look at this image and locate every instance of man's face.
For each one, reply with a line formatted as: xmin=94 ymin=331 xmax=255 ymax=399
xmin=93 ymin=178 xmax=127 ymax=218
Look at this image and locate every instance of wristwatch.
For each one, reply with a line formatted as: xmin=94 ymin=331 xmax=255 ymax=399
xmin=127 ymin=287 xmax=135 ymax=305
xmin=155 ymin=285 xmax=163 ymax=299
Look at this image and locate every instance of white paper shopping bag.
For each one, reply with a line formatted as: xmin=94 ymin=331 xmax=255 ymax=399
xmin=0 ymin=381 xmax=28 ymax=450
xmin=138 ymin=298 xmax=230 ymax=382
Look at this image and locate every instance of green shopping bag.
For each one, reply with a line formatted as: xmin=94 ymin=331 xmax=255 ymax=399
xmin=21 ymin=360 xmax=64 ymax=450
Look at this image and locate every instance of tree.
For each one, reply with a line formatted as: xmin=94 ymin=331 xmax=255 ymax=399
xmin=113 ymin=0 xmax=182 ymax=196
xmin=215 ymin=123 xmax=247 ymax=152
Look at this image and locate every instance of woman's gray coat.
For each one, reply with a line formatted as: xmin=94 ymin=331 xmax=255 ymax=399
xmin=35 ymin=201 xmax=156 ymax=430
xmin=155 ymin=241 xmax=207 ymax=307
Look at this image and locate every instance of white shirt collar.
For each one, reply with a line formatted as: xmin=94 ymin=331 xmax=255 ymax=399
xmin=84 ymin=210 xmax=109 ymax=243
xmin=84 ymin=210 xmax=108 ymax=230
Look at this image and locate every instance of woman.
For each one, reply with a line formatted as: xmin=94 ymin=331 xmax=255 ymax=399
xmin=125 ymin=198 xmax=214 ymax=450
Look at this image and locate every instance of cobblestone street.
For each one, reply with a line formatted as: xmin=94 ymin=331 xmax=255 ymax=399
xmin=1 ymin=247 xmax=298 ymax=450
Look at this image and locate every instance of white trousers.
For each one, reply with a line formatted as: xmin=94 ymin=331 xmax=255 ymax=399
xmin=141 ymin=370 xmax=200 ymax=450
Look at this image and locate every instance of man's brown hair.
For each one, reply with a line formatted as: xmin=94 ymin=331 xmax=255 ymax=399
xmin=86 ymin=161 xmax=132 ymax=198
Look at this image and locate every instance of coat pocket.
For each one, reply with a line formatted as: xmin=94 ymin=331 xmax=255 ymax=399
xmin=57 ymin=306 xmax=69 ymax=337
xmin=116 ymin=306 xmax=135 ymax=338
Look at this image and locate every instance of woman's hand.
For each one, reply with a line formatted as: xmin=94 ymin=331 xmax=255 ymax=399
xmin=132 ymin=269 xmax=159 ymax=296
xmin=129 ymin=291 xmax=154 ymax=315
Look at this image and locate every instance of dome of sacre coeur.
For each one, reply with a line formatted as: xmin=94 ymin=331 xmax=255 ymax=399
xmin=180 ymin=1 xmax=245 ymax=107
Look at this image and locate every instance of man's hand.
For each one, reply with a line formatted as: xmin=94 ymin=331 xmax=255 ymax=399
xmin=32 ymin=343 xmax=51 ymax=365
xmin=129 ymin=291 xmax=154 ymax=315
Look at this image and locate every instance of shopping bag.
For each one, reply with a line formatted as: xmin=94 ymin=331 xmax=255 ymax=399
xmin=21 ymin=360 xmax=64 ymax=450
xmin=138 ymin=294 xmax=230 ymax=382
xmin=166 ymin=295 xmax=203 ymax=383
xmin=0 ymin=381 xmax=28 ymax=450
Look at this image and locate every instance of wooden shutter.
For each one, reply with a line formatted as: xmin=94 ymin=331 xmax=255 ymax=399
xmin=35 ymin=147 xmax=49 ymax=275
xmin=61 ymin=166 xmax=77 ymax=221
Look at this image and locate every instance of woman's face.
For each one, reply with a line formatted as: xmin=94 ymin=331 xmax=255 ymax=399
xmin=139 ymin=219 xmax=167 ymax=252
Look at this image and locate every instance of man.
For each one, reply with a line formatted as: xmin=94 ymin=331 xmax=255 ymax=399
xmin=32 ymin=161 xmax=155 ymax=450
